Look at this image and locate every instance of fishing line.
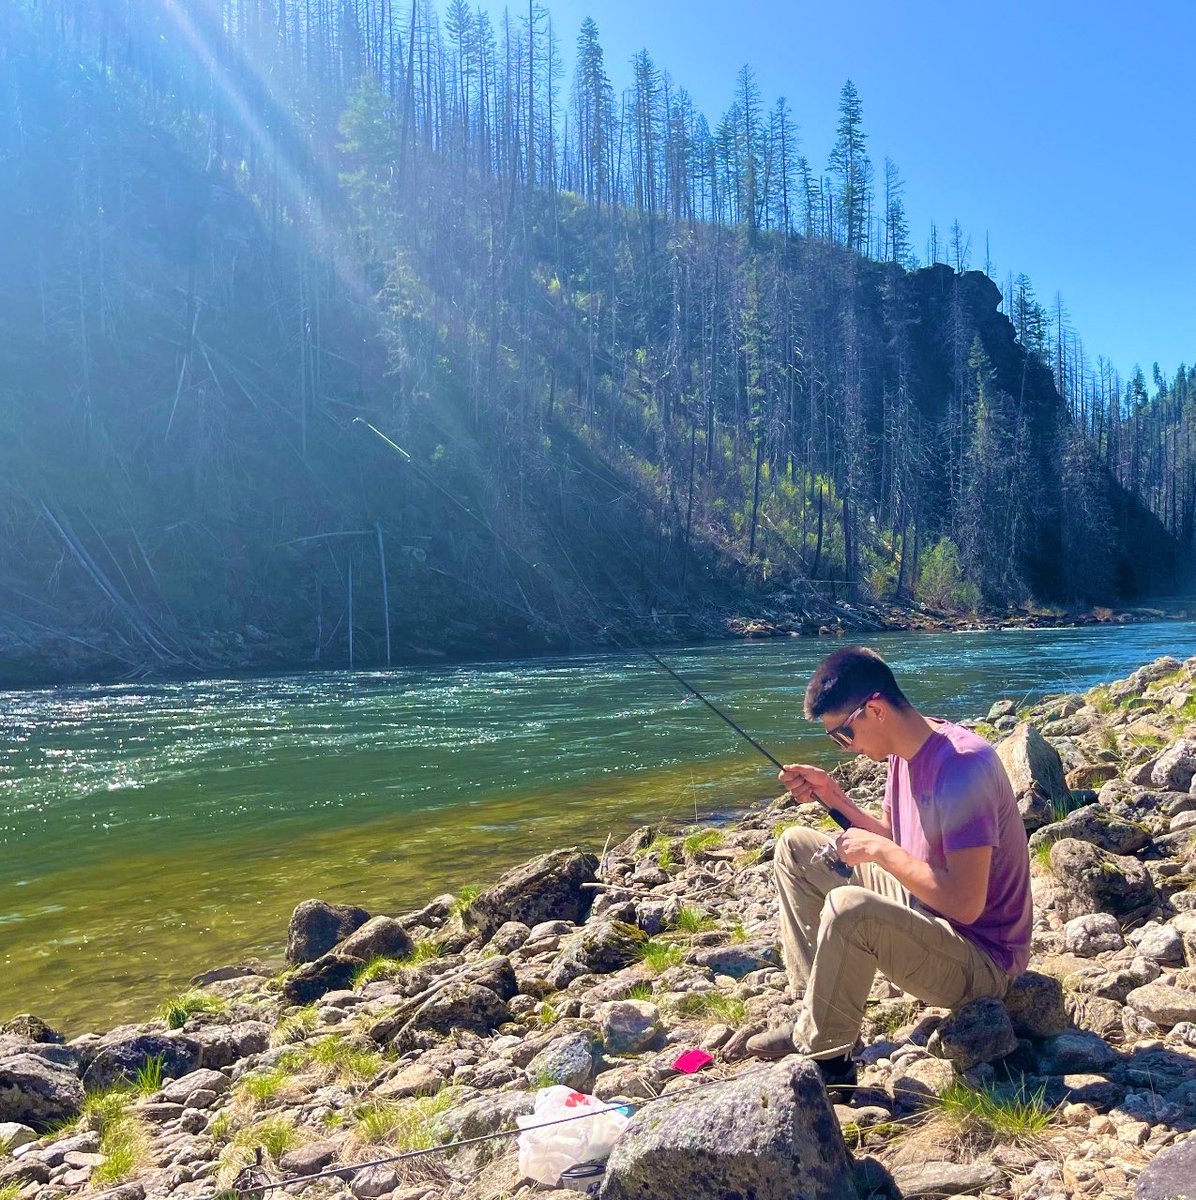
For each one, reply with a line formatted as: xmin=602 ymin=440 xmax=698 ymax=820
xmin=351 ymin=419 xmax=851 ymax=830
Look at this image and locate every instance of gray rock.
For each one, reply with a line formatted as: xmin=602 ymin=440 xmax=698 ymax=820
xmin=527 ymin=1031 xmax=597 ymax=1092
xmin=465 ymin=849 xmax=599 ymax=941
xmin=1036 ymin=1030 xmax=1116 ymax=1073
xmin=0 ymin=1054 xmax=84 ymax=1132
xmin=927 ymin=997 xmax=1018 ymax=1070
xmin=1126 ymin=982 xmax=1196 ymax=1027
xmin=286 ymin=899 xmax=371 ymax=964
xmin=0 ymin=1016 xmax=63 ymax=1044
xmin=188 ymin=1021 xmax=271 ymax=1068
xmin=547 ymin=921 xmax=647 ymax=989
xmin=1030 ymin=807 xmax=1150 ymax=856
xmin=1135 ymin=1131 xmax=1196 ymax=1199
xmin=337 ymin=915 xmax=413 ymax=962
xmin=351 ymin=1164 xmax=399 ymax=1198
xmin=404 ymin=982 xmax=512 ymax=1039
xmin=82 ymin=1033 xmax=201 ymax=1092
xmin=1063 ymin=912 xmax=1125 ymax=956
xmin=686 ymin=943 xmax=781 ymax=978
xmin=1050 ymin=839 xmax=1159 ymax=922
xmin=995 ymin=723 xmax=1071 ymax=830
xmin=487 ymin=921 xmax=532 ymax=954
xmin=160 ymin=1068 xmax=229 ymax=1104
xmin=596 ymin=1001 xmax=662 ymax=1056
xmin=987 ymin=700 xmax=1016 ymax=720
xmin=598 ymin=1057 xmax=857 ymax=1200
xmin=890 ymin=1057 xmax=957 ymax=1111
xmin=1003 ymin=971 xmax=1068 ymax=1038
xmin=1152 ymin=738 xmax=1196 ymax=792
xmin=281 ymin=953 xmax=364 ymax=1005
xmin=458 ymin=954 xmax=519 ymax=1001
xmin=0 ymin=1121 xmax=37 ymax=1151
xmin=1132 ymin=923 xmax=1184 ymax=963
xmin=0 ymin=1158 xmax=51 ymax=1187
xmin=430 ymin=1090 xmax=535 ymax=1174
xmin=279 ymin=1142 xmax=339 ymax=1174
xmin=891 ymin=1159 xmax=1000 ymax=1197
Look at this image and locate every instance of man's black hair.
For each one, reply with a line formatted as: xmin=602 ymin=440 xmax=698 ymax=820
xmin=803 ymin=645 xmax=911 ymax=719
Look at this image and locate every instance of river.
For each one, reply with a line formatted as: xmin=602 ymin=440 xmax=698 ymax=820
xmin=3 ymin=620 xmax=1195 ymax=1033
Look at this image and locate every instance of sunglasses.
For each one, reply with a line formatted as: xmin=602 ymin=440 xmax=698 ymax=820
xmin=825 ymin=692 xmax=880 ymax=748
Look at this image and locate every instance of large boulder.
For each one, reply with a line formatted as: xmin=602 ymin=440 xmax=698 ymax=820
xmin=1029 ymin=806 xmax=1150 ymax=856
xmin=547 ymin=921 xmax=647 ymax=989
xmin=1136 ymin=1134 xmax=1196 ymax=1200
xmin=1048 ymin=839 xmax=1159 ymax=922
xmin=0 ymin=1016 xmax=63 ymax=1044
xmin=0 ymin=1054 xmax=84 ymax=1132
xmin=188 ymin=1021 xmax=271 ymax=1069
xmin=465 ymin=849 xmax=599 ymax=941
xmin=995 ymin=723 xmax=1071 ymax=830
xmin=405 ymin=982 xmax=512 ymax=1039
xmin=281 ymin=953 xmax=363 ymax=1005
xmin=596 ymin=1000 xmax=663 ymax=1055
xmin=337 ymin=916 xmax=413 ymax=963
xmin=526 ymin=1031 xmax=597 ymax=1092
xmin=598 ymin=1057 xmax=857 ymax=1200
xmin=926 ymin=997 xmax=1018 ymax=1070
xmin=286 ymin=900 xmax=371 ymax=964
xmin=1152 ymin=739 xmax=1196 ymax=793
xmin=82 ymin=1033 xmax=202 ymax=1092
xmin=1003 ymin=972 xmax=1068 ymax=1038
xmin=1126 ymin=983 xmax=1196 ymax=1028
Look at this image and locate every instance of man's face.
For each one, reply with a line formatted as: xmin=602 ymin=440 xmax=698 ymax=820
xmin=820 ymin=695 xmax=887 ymax=761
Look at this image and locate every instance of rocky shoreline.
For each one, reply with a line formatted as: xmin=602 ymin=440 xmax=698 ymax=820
xmin=3 ymin=655 xmax=1196 ymax=1199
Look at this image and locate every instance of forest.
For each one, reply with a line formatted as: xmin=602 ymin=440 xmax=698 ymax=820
xmin=0 ymin=0 xmax=1192 ymax=683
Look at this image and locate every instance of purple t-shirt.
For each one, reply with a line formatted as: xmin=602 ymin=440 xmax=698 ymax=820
xmin=883 ymin=720 xmax=1032 ymax=975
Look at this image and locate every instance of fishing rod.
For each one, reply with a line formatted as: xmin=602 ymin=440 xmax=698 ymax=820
xmin=352 ymin=417 xmax=852 ymax=834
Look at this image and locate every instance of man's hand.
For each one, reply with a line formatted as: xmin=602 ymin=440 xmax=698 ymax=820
xmin=777 ymin=763 xmax=845 ymax=808
xmin=835 ymin=828 xmax=890 ymax=867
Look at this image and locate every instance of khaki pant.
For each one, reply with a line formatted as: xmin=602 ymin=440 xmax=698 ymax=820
xmin=775 ymin=826 xmax=1011 ymax=1058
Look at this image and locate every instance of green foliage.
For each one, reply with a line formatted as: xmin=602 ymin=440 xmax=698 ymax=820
xmin=91 ymin=1116 xmax=151 ymax=1186
xmin=637 ymin=939 xmax=683 ymax=974
xmin=672 ymin=990 xmax=746 ymax=1025
xmin=624 ymin=982 xmax=654 ymax=1001
xmin=0 ymin=1183 xmax=23 ymax=1200
xmin=78 ymin=1087 xmax=134 ymax=1137
xmin=353 ymin=955 xmax=410 ymax=986
xmin=307 ymin=1035 xmax=383 ymax=1082
xmin=933 ymin=1080 xmax=1054 ymax=1142
xmin=132 ymin=1053 xmax=165 ymax=1095
xmin=682 ymin=829 xmax=723 ymax=855
xmin=916 ymin=537 xmax=981 ymax=613
xmin=273 ymin=1004 xmax=319 ymax=1045
xmin=672 ymin=906 xmax=715 ymax=934
xmin=353 ymin=1090 xmax=454 ymax=1148
xmin=449 ymin=884 xmax=482 ymax=917
xmin=158 ymin=989 xmax=226 ymax=1029
xmin=536 ymin=999 xmax=557 ymax=1025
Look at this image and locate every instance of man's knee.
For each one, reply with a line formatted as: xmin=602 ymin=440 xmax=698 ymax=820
xmin=819 ymin=884 xmax=891 ymax=934
xmin=774 ymin=825 xmax=826 ymax=877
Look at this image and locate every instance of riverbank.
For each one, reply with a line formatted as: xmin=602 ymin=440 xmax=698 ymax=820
xmin=2 ymin=592 xmax=1191 ymax=690
xmin=2 ymin=654 xmax=1196 ymax=1199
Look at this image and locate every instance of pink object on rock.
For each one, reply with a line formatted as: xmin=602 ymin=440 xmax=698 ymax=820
xmin=671 ymin=1048 xmax=713 ymax=1074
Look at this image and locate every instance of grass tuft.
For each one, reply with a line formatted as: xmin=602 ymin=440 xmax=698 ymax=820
xmin=158 ymin=989 xmax=227 ymax=1029
xmin=217 ymin=1116 xmax=301 ymax=1185
xmin=352 ymin=955 xmax=410 ymax=986
xmin=132 ymin=1053 xmax=164 ymax=1095
xmin=449 ymin=885 xmax=482 ymax=918
xmin=637 ymin=938 xmax=683 ymax=974
xmin=273 ymin=1004 xmax=319 ymax=1045
xmin=306 ymin=1035 xmax=383 ymax=1083
xmin=672 ymin=906 xmax=715 ymax=934
xmin=0 ymin=1184 xmax=22 ymax=1200
xmin=671 ymin=990 xmax=746 ymax=1025
xmin=682 ymin=829 xmax=723 ymax=855
xmin=351 ymin=1091 xmax=454 ymax=1149
xmin=933 ymin=1080 xmax=1055 ymax=1143
xmin=623 ymin=982 xmax=654 ymax=1001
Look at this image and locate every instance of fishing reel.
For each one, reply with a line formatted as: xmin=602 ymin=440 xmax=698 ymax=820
xmin=811 ymin=841 xmax=853 ymax=879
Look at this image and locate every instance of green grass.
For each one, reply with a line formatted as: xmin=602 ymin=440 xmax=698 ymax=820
xmin=352 ymin=955 xmax=410 ymax=986
xmin=671 ymin=991 xmax=746 ymax=1025
xmin=1031 ymin=838 xmax=1056 ymax=875
xmin=91 ymin=1116 xmax=150 ymax=1186
xmin=404 ymin=937 xmax=445 ymax=965
xmin=637 ymin=938 xmax=684 ymax=974
xmin=0 ymin=1183 xmax=23 ymax=1200
xmin=934 ymin=1080 xmax=1054 ymax=1143
xmin=682 ymin=829 xmax=723 ymax=855
xmin=235 ymin=1066 xmax=293 ymax=1107
xmin=729 ymin=922 xmax=747 ymax=943
xmin=78 ymin=1086 xmax=134 ymax=1137
xmin=132 ymin=1053 xmax=164 ymax=1095
xmin=352 ymin=1091 xmax=454 ymax=1148
xmin=770 ymin=820 xmax=800 ymax=839
xmin=272 ymin=1004 xmax=319 ymax=1045
xmin=624 ymin=982 xmax=654 ymax=1001
xmin=307 ymin=1035 xmax=383 ymax=1082
xmin=158 ymin=989 xmax=227 ymax=1029
xmin=643 ymin=835 xmax=677 ymax=870
xmin=449 ymin=884 xmax=482 ymax=917
xmin=536 ymin=999 xmax=557 ymax=1024
xmin=672 ymin=906 xmax=715 ymax=934
xmin=1087 ymin=685 xmax=1116 ymax=715
xmin=218 ymin=1116 xmax=301 ymax=1182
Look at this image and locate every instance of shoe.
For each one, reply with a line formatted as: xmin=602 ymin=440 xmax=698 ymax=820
xmin=745 ymin=1026 xmax=799 ymax=1060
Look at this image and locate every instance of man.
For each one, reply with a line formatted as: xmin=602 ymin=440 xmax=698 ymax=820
xmin=746 ymin=645 xmax=1032 ymax=1093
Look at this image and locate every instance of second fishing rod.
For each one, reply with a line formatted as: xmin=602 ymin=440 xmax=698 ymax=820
xmin=352 ymin=418 xmax=855 ymax=837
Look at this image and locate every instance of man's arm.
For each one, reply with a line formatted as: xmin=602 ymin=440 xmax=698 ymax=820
xmin=837 ymin=833 xmax=992 ymax=925
xmin=778 ymin=764 xmax=893 ymax=840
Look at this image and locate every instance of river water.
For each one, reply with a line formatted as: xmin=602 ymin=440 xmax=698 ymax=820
xmin=3 ymin=620 xmax=1195 ymax=1033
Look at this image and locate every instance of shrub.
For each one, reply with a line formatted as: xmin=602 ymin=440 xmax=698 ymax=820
xmin=916 ymin=537 xmax=980 ymax=613
xmin=158 ymin=989 xmax=226 ymax=1029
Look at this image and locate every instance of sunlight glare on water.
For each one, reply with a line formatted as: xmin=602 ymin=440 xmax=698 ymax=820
xmin=0 ymin=619 xmax=1194 ymax=1031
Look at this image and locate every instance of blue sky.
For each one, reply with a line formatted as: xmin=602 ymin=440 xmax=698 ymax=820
xmin=474 ymin=0 xmax=1193 ymax=389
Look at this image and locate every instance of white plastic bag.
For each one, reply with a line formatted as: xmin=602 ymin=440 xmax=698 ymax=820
xmin=515 ymin=1086 xmax=632 ymax=1186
